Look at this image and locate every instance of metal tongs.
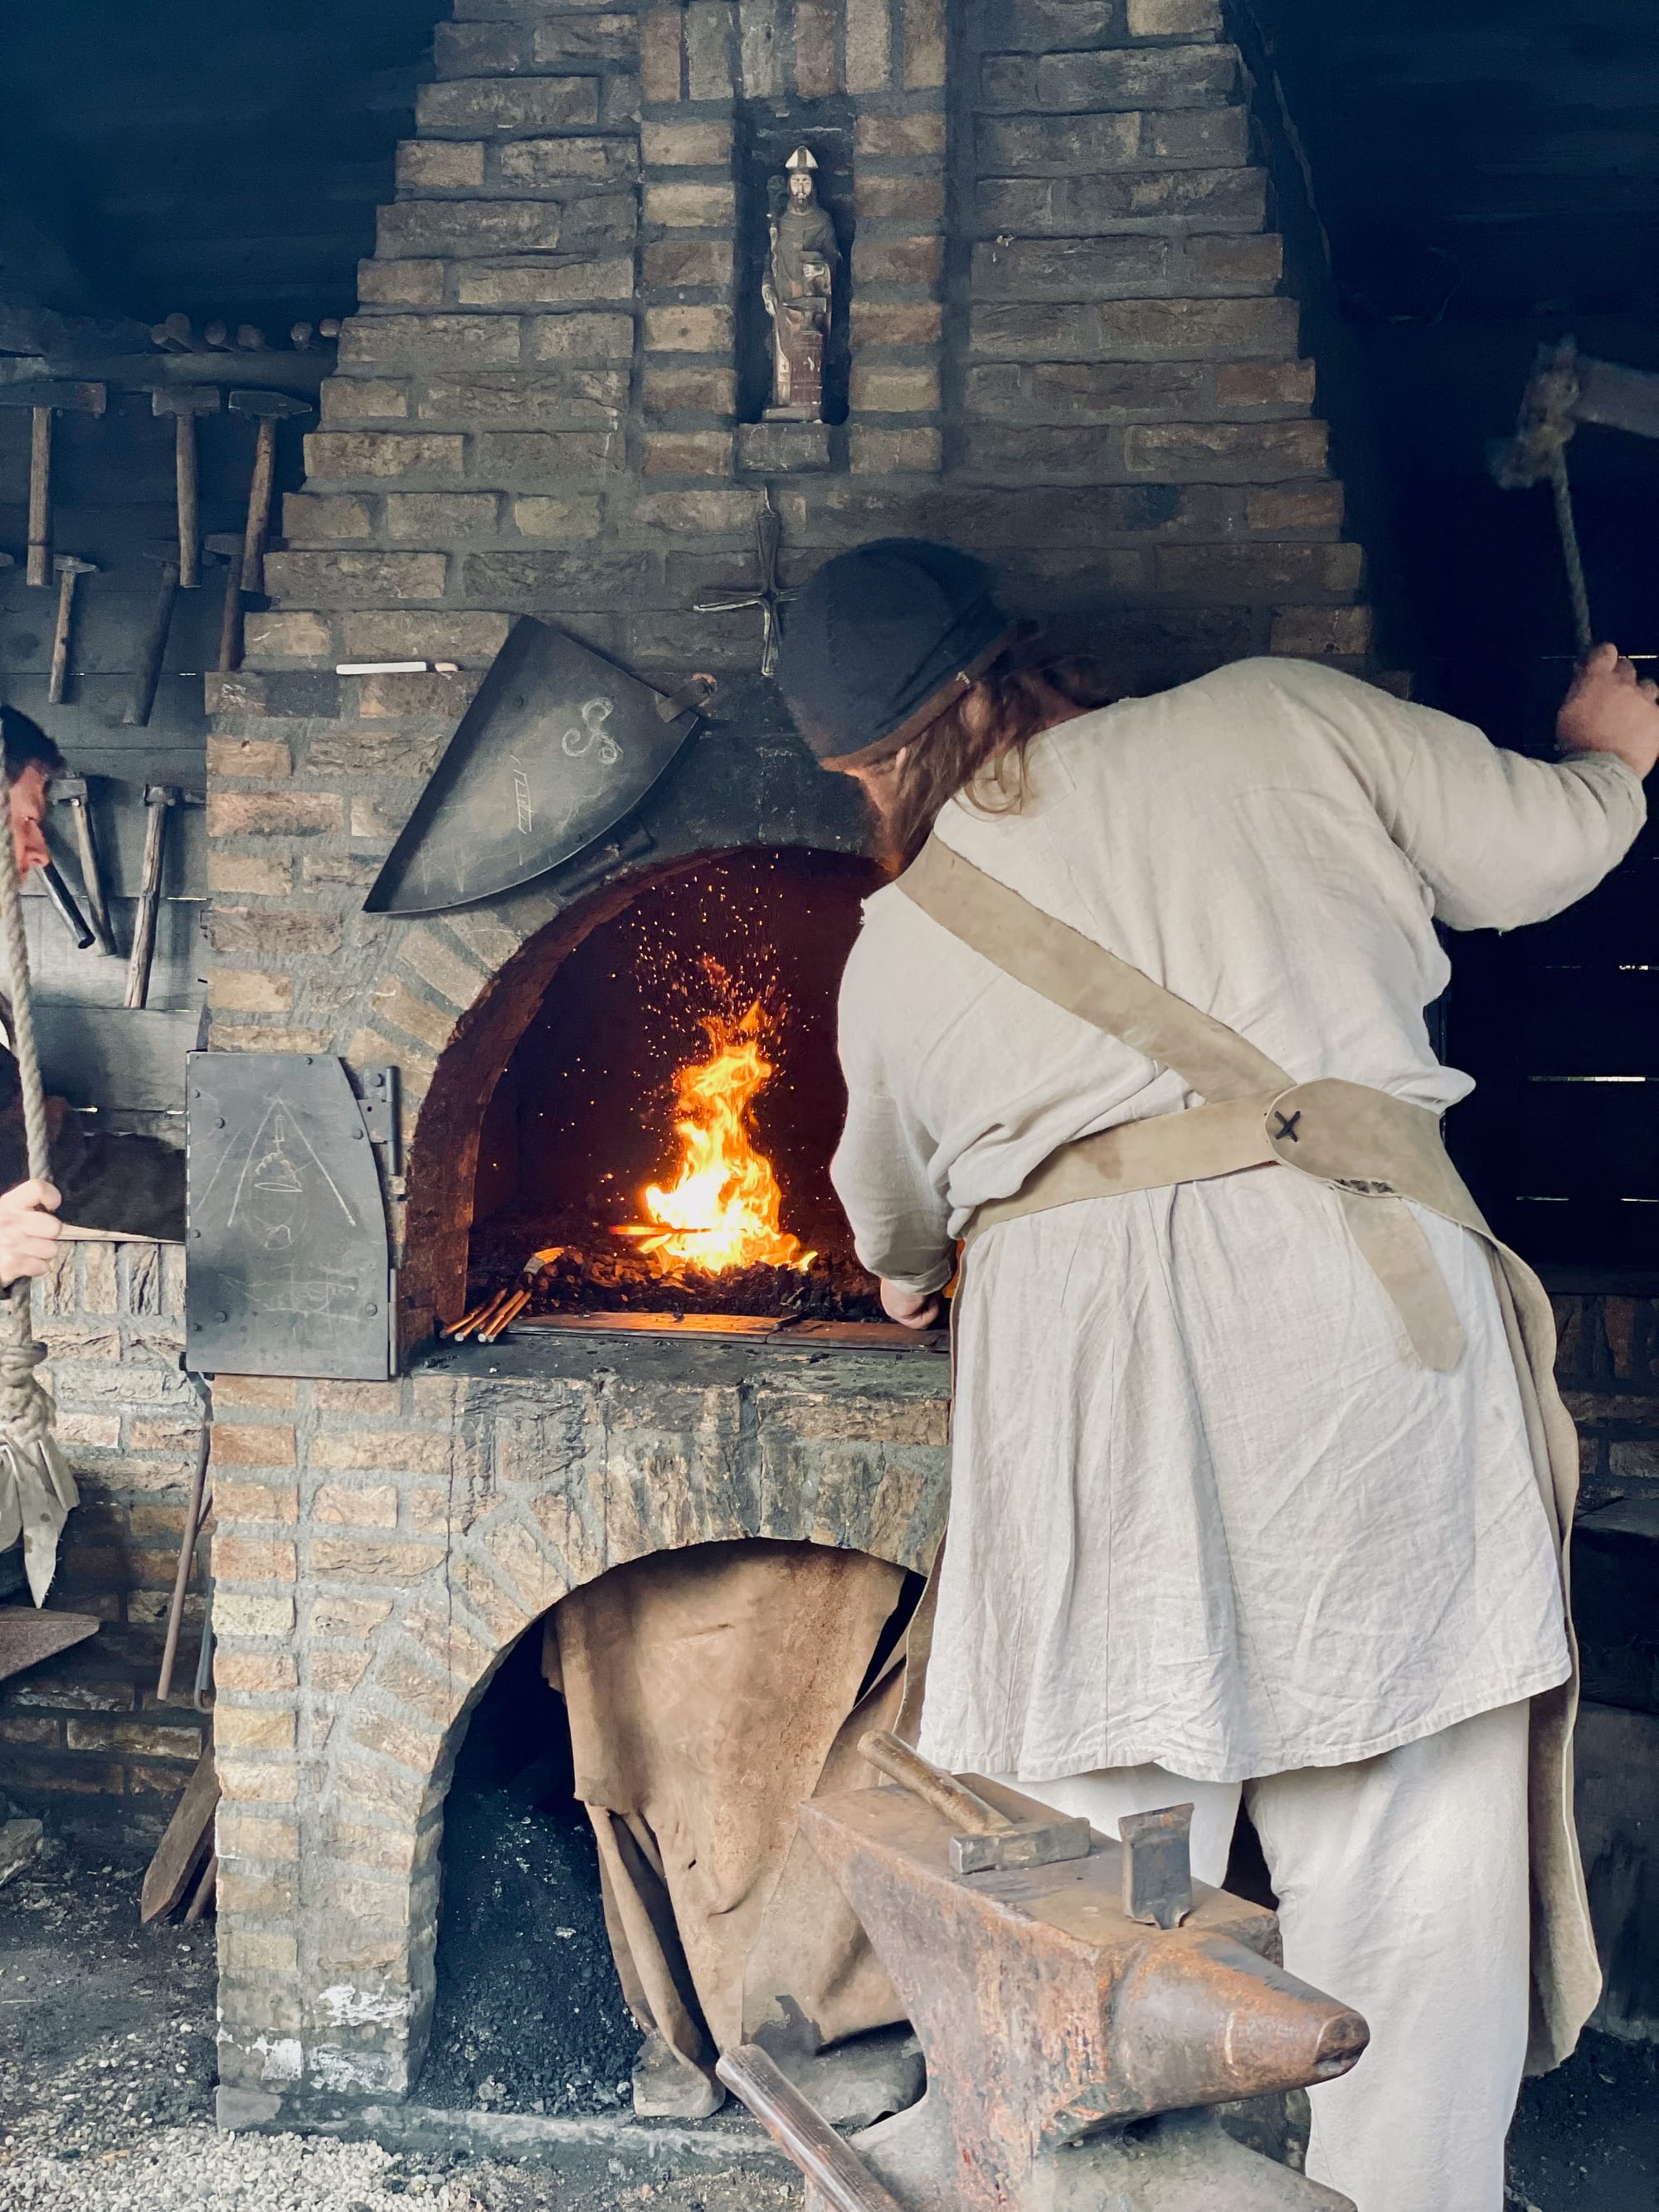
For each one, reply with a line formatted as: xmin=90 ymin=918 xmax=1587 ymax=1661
xmin=441 ymin=1247 xmax=565 ymax=1343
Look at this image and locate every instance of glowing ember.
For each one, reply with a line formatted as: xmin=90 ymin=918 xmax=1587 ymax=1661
xmin=620 ymin=1001 xmax=815 ymax=1275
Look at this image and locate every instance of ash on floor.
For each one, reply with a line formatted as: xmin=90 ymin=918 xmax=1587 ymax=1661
xmin=2 ymin=1801 xmax=1654 ymax=2211
xmin=0 ymin=1832 xmax=217 ymax=2163
xmin=1506 ymin=2029 xmax=1659 ymax=2211
xmin=417 ymin=1631 xmax=643 ymax=2118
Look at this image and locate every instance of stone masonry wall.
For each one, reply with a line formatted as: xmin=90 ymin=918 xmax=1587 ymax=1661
xmin=202 ymin=0 xmax=1372 ymax=1317
xmin=2 ymin=1240 xmax=207 ymax=1844
xmin=193 ymin=0 xmax=1370 ymax=2105
xmin=207 ymin=1333 xmax=950 ymax=2115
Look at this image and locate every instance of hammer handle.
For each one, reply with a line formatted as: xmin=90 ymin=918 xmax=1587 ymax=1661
xmin=216 ymin=543 xmax=246 ymax=673
xmin=66 ymin=798 xmax=116 ymax=955
xmin=241 ymin=418 xmax=277 ymax=593
xmin=174 ymin=416 xmax=201 ymax=588
xmin=716 ymin=2047 xmax=906 ymax=2212
xmin=124 ymin=791 xmax=174 ymax=1009
xmin=125 ymin=562 xmax=180 ymax=732
xmin=859 ymin=1729 xmax=1012 ymax=1839
xmin=46 ymin=566 xmax=76 ymax=705
xmin=40 ymin=861 xmax=95 ymax=950
xmin=27 ymin=407 xmax=51 ymax=587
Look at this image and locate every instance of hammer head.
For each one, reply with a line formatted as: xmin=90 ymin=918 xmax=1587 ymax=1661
xmin=229 ymin=388 xmax=313 ymax=422
xmin=52 ymin=776 xmax=90 ymax=804
xmin=53 ymin=555 xmax=99 ymax=578
xmin=203 ymin=532 xmax=244 ymax=563
xmin=0 ymin=379 xmax=107 ymax=417
xmin=1491 ymin=337 xmax=1582 ymax=491
xmin=152 ymin=386 xmax=222 ymax=420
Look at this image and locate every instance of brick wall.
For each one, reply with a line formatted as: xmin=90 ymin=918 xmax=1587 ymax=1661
xmin=1554 ymin=1291 xmax=1659 ymax=1508
xmin=206 ymin=1336 xmax=950 ymax=2114
xmin=204 ymin=0 xmax=1373 ymax=1324
xmin=2 ymin=1241 xmax=207 ymax=1843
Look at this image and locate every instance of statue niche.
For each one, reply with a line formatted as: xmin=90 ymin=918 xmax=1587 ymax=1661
xmin=761 ymin=145 xmax=841 ymax=424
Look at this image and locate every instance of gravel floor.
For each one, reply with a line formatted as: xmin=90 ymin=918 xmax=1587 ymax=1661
xmin=0 ymin=1835 xmax=797 ymax=2212
xmin=1 ymin=1822 xmax=1652 ymax=2210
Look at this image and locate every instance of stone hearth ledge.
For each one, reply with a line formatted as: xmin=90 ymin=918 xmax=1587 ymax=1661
xmin=211 ymin=1330 xmax=951 ymax=2107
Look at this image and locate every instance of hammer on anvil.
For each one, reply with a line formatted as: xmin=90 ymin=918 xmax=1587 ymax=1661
xmin=51 ymin=775 xmax=116 ymax=957
xmin=46 ymin=553 xmax=99 ymax=707
xmin=228 ymin=388 xmax=313 ymax=596
xmin=721 ymin=1735 xmax=1368 ymax=2212
xmin=0 ymin=380 xmax=107 ymax=586
xmin=151 ymin=386 xmax=221 ymax=588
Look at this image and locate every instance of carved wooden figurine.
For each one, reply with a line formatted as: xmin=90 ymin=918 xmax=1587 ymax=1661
xmin=762 ymin=146 xmax=839 ymax=422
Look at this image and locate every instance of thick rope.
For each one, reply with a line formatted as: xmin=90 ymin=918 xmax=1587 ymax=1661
xmin=0 ymin=816 xmax=72 ymax=1597
xmin=1548 ymin=448 xmax=1595 ymax=660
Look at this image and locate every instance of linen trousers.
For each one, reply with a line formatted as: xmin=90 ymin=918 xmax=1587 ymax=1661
xmin=993 ymin=1698 xmax=1532 ymax=2212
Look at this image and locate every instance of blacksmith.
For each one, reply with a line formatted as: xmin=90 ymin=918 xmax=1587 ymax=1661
xmin=0 ymin=706 xmax=184 ymax=1252
xmin=777 ymin=541 xmax=1656 ymax=2212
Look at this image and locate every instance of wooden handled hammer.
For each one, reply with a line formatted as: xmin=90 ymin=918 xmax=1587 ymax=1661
xmin=47 ymin=553 xmax=100 ymax=706
xmin=151 ymin=386 xmax=221 ymax=587
xmin=124 ymin=785 xmax=205 ymax=1009
xmin=0 ymin=381 xmax=107 ymax=586
xmin=228 ymin=388 xmax=313 ymax=594
xmin=123 ymin=545 xmax=182 ymax=730
xmin=51 ymin=775 xmax=116 ymax=957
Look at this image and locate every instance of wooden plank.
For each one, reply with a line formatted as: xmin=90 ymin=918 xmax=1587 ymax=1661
xmin=0 ymin=1607 xmax=100 ymax=1683
xmin=140 ymin=1747 xmax=218 ymax=1924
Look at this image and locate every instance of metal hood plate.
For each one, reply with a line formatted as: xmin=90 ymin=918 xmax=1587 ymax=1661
xmin=363 ymin=620 xmax=702 ymax=916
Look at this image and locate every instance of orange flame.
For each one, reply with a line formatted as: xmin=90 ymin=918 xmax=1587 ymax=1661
xmin=620 ymin=1002 xmax=815 ymax=1275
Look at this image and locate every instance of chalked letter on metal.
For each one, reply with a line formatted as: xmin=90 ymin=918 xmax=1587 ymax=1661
xmin=186 ymin=1052 xmax=392 ymax=1378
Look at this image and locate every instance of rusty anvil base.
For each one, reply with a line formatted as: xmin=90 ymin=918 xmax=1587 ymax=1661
xmin=797 ymin=1775 xmax=1365 ymax=2212
xmin=829 ymin=2098 xmax=1353 ymax=2211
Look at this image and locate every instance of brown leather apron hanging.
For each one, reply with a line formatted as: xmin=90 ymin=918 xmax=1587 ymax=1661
xmin=894 ymin=832 xmax=1600 ymax=2074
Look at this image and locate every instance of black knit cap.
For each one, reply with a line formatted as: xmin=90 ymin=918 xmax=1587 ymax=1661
xmin=777 ymin=537 xmax=1019 ymax=770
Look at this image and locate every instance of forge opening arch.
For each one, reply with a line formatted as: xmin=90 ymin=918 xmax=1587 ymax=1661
xmin=397 ymin=844 xmax=883 ymax=1342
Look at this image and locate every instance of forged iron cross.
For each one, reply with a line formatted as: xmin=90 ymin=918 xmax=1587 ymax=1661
xmin=694 ymin=487 xmax=794 ymax=678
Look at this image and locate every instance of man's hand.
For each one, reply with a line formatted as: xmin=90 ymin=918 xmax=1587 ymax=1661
xmin=0 ymin=1179 xmax=62 ymax=1287
xmin=881 ymin=1279 xmax=941 ymax=1330
xmin=1557 ymin=643 xmax=1659 ymax=777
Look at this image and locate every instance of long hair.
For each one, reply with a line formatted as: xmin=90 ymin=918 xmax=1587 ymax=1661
xmin=870 ymin=644 xmax=1118 ymax=871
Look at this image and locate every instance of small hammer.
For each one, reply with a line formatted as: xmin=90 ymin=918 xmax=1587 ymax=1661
xmin=151 ymin=386 xmax=221 ymax=587
xmin=124 ymin=545 xmax=182 ymax=730
xmin=859 ymin=1731 xmax=1092 ymax=1876
xmin=124 ymin=785 xmax=203 ymax=1010
xmin=0 ymin=380 xmax=107 ymax=586
xmin=47 ymin=553 xmax=99 ymax=706
xmin=52 ymin=775 xmax=116 ymax=957
xmin=228 ymin=388 xmax=313 ymax=594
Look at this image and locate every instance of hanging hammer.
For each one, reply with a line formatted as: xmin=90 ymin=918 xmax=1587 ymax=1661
xmin=151 ymin=386 xmax=221 ymax=588
xmin=228 ymin=389 xmax=312 ymax=595
xmin=123 ymin=545 xmax=182 ymax=730
xmin=47 ymin=554 xmax=100 ymax=706
xmin=51 ymin=776 xmax=116 ymax=957
xmin=0 ymin=380 xmax=107 ymax=586
xmin=124 ymin=785 xmax=204 ymax=1010
xmin=203 ymin=531 xmax=246 ymax=674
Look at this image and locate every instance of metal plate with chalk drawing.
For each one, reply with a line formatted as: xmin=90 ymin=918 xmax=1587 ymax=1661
xmin=363 ymin=619 xmax=703 ymax=916
xmin=185 ymin=1052 xmax=392 ymax=1378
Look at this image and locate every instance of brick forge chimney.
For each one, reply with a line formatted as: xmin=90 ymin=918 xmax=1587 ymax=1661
xmin=197 ymin=0 xmax=1374 ymax=2122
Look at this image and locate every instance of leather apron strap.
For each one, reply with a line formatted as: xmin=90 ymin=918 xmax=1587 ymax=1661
xmin=897 ymin=835 xmax=1491 ymax=1373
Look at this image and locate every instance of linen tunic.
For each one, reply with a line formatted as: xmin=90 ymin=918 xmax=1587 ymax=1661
xmin=831 ymin=658 xmax=1646 ymax=1785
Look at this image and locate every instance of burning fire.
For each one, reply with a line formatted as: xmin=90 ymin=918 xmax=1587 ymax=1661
xmin=620 ymin=1001 xmax=815 ymax=1275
